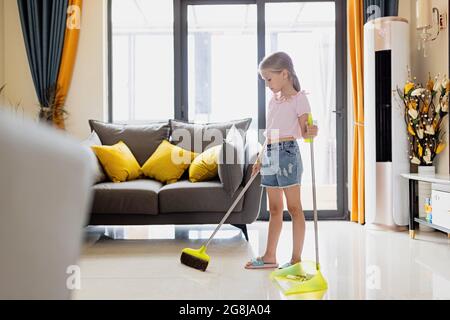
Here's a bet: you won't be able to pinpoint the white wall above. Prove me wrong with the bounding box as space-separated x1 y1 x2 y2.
407 0 449 174
0 0 5 104
4 0 108 140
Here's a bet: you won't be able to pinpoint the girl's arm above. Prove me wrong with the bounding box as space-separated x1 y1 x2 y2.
298 114 318 139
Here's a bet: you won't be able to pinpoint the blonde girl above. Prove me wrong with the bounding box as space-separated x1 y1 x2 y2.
245 52 318 270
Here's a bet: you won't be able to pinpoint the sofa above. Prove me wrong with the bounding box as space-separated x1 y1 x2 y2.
84 118 264 240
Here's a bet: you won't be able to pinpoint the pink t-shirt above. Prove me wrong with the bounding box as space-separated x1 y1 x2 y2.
264 91 312 140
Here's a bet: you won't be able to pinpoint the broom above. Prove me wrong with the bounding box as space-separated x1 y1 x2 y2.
181 140 268 271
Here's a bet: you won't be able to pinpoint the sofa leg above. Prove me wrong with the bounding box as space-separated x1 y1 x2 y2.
232 224 249 241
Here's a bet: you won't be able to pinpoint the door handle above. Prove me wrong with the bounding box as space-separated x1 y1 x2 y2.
332 109 344 117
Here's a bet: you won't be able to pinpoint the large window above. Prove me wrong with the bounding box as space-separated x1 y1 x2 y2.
111 0 174 123
265 2 337 211
187 5 258 133
109 0 347 219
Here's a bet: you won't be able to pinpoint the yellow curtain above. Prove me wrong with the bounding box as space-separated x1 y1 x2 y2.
348 0 365 225
54 0 83 129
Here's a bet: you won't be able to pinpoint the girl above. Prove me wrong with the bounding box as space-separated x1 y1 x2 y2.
245 52 318 270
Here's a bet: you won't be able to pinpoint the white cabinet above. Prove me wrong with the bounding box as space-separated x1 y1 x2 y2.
432 189 450 230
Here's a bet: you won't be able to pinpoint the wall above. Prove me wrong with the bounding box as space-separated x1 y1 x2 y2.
4 0 108 140
407 0 449 174
0 0 4 105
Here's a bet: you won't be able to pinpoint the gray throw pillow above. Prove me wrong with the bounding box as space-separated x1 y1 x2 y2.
170 118 252 153
218 125 246 195
89 120 171 166
81 131 106 184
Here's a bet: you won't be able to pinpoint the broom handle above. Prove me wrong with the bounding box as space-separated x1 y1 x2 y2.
204 140 268 248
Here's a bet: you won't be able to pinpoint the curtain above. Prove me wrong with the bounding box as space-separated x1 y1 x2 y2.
311 28 336 186
54 0 83 129
17 0 68 110
17 0 82 129
348 0 365 225
364 0 399 24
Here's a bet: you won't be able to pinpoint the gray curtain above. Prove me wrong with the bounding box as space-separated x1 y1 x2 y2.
17 0 68 108
364 0 399 24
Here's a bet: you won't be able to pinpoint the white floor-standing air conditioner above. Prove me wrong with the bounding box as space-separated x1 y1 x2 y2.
364 17 410 229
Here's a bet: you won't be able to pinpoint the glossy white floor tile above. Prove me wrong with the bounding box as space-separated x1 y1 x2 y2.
73 222 450 300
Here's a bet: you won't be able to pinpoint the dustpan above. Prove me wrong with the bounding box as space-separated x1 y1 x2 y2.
270 115 328 296
270 261 328 295
270 262 327 299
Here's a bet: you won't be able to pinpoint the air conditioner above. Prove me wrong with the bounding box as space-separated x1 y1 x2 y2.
364 17 410 229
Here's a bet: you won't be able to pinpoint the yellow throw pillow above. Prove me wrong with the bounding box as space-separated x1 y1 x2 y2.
141 140 198 184
91 141 142 183
189 145 221 183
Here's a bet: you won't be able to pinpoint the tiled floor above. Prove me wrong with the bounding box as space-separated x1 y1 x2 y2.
73 222 450 300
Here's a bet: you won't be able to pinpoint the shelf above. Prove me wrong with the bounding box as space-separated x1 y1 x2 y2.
414 217 450 234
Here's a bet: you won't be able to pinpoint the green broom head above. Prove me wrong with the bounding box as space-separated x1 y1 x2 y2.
181 246 210 272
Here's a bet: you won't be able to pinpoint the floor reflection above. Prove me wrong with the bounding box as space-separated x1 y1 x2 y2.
78 222 450 300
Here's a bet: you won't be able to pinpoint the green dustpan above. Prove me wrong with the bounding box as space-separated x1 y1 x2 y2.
270 114 328 296
270 261 328 295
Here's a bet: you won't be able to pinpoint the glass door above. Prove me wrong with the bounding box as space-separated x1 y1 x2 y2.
179 0 347 220
261 1 346 220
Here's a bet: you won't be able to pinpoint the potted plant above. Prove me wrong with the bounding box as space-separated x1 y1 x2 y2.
0 84 24 117
38 83 68 129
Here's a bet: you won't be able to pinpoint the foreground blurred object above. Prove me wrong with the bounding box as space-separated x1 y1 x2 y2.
0 110 93 299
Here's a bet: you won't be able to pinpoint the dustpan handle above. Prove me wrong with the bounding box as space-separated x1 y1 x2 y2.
310 141 320 270
306 114 320 270
204 140 268 248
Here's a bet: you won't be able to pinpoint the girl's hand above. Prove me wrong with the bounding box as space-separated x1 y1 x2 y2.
305 124 319 139
252 161 261 177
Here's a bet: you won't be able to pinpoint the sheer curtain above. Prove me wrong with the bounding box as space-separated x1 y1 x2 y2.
313 28 336 185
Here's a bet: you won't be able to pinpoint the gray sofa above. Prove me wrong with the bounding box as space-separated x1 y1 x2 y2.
85 119 264 240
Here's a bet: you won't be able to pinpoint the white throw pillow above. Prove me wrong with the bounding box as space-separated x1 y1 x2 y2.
218 125 245 195
81 131 107 184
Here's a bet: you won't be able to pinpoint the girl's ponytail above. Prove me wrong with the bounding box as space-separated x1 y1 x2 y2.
292 73 301 92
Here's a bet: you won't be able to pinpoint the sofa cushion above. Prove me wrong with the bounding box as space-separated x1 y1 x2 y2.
91 180 163 215
91 141 142 183
218 125 245 195
141 140 199 184
189 145 221 183
158 180 244 214
169 118 252 153
89 120 171 166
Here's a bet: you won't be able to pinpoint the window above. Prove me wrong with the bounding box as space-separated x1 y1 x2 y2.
265 2 337 211
187 4 258 134
110 0 174 123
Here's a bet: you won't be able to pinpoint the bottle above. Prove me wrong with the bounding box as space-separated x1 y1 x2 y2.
424 197 432 223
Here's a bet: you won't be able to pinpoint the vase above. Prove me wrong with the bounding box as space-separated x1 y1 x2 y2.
418 165 435 232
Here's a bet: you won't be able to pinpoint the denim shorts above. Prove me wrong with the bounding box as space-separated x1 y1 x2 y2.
260 140 303 188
